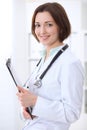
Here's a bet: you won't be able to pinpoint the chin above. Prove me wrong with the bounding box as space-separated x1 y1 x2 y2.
41 42 49 46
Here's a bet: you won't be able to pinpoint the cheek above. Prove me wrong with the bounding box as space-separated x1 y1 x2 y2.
35 29 37 36
34 30 40 41
52 29 59 38
49 27 58 35
50 30 58 38
35 28 39 35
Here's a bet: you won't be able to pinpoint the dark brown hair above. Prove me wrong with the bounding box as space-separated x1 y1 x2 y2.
32 2 71 42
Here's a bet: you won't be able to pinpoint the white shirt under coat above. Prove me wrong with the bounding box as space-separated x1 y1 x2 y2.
22 45 84 130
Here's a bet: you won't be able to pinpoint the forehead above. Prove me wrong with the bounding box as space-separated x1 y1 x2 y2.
35 11 55 23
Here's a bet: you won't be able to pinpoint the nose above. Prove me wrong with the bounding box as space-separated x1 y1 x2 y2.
40 25 46 34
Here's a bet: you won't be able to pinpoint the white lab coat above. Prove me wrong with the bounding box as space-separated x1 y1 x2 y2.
22 47 84 130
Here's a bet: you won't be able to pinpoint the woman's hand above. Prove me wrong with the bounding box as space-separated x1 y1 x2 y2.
22 107 32 119
16 86 37 108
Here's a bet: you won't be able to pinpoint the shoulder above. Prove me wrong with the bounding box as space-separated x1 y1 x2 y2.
60 47 81 65
59 48 84 78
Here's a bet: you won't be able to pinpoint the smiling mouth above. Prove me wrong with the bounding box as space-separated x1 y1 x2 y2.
40 35 50 40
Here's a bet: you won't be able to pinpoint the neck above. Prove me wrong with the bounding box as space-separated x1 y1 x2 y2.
45 42 64 60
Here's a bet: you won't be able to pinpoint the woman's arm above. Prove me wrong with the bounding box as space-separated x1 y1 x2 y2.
32 61 84 123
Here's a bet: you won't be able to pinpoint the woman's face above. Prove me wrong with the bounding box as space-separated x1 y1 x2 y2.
35 11 60 49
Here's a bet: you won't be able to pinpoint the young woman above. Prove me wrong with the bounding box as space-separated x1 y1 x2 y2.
17 2 84 130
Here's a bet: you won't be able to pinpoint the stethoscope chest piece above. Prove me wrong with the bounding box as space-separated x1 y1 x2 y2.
34 77 42 88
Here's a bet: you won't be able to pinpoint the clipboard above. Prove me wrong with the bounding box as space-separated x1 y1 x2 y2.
6 58 18 86
6 58 33 119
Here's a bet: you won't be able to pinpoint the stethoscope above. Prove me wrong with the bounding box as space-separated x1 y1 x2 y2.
33 44 69 88
6 44 68 89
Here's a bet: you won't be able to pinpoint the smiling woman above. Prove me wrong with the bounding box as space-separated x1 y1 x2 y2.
16 2 84 130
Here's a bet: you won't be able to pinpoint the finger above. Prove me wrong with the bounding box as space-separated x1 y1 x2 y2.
17 86 27 93
23 108 31 119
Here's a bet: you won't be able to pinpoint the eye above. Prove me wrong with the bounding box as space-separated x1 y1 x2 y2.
46 23 53 27
35 23 40 28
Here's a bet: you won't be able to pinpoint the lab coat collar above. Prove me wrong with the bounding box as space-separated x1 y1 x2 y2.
39 44 65 57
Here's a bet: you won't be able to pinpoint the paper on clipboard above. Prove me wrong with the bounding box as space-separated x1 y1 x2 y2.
6 58 18 86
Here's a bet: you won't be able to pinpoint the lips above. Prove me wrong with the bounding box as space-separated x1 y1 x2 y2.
40 35 50 40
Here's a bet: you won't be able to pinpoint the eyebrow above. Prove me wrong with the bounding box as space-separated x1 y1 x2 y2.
35 21 54 24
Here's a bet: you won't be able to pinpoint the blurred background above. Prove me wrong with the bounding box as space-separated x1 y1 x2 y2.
0 0 87 130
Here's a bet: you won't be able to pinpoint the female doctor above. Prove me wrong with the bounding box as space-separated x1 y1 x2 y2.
17 2 84 130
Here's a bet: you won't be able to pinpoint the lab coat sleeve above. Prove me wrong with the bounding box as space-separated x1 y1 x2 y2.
32 61 84 123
